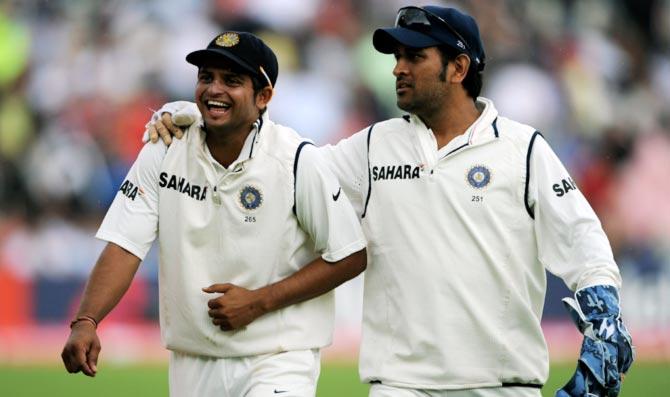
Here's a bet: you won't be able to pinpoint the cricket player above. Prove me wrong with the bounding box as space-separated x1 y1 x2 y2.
147 6 635 397
61 32 367 397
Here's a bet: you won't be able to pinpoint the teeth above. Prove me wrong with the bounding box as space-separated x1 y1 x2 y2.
207 100 230 108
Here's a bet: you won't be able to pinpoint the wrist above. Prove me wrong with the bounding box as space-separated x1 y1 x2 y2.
257 286 277 314
70 315 98 329
576 284 620 319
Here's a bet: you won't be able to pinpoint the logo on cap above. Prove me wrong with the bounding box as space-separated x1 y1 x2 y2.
216 32 240 48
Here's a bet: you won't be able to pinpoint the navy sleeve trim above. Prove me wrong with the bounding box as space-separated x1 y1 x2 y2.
292 141 315 216
502 382 543 389
524 131 543 219
361 123 376 219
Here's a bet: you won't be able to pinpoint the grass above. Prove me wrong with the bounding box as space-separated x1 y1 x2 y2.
0 361 667 396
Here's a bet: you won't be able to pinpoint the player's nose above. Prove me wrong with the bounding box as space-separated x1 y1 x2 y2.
207 78 228 95
393 59 409 78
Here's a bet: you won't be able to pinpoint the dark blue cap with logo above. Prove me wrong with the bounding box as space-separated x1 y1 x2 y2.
373 5 486 71
186 31 278 88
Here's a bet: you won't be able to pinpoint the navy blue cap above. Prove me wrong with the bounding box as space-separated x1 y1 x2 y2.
186 31 278 87
373 6 486 71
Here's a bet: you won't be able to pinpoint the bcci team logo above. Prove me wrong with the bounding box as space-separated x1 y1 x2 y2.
466 165 491 189
216 32 240 47
239 185 263 210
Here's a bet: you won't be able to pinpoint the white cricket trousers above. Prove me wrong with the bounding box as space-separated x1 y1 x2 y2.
169 348 320 397
370 384 542 397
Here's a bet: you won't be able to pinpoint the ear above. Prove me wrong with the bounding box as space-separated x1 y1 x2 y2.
255 86 273 109
450 54 471 84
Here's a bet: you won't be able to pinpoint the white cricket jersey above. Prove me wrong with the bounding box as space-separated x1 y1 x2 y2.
97 112 366 358
320 97 621 389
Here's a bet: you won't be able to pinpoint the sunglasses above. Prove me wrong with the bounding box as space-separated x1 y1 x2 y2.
395 6 473 55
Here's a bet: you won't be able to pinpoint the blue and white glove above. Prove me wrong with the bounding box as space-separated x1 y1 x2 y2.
556 285 634 397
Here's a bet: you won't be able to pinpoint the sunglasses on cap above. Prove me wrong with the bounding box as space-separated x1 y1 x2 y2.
395 6 472 55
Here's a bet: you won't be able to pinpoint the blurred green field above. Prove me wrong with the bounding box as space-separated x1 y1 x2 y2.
0 361 668 396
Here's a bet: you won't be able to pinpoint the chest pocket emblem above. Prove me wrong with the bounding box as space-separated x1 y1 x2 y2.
467 165 492 189
239 185 263 210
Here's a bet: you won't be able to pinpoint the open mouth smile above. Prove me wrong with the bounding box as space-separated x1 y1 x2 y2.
205 100 231 114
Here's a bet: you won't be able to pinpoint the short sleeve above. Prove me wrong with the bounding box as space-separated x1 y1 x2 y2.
295 144 366 262
527 135 621 291
95 142 166 260
317 127 370 217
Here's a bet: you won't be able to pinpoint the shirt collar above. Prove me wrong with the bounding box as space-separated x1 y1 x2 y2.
192 111 271 179
195 111 269 167
239 113 266 161
406 96 499 147
465 97 499 146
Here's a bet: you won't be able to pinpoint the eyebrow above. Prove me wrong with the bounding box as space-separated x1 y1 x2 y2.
198 66 244 77
405 47 425 54
395 47 425 56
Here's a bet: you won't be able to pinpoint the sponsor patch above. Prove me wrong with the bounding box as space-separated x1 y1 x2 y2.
372 164 421 181
158 172 208 201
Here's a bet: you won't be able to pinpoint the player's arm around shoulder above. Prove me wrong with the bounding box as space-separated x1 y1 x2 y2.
201 141 366 332
296 143 366 262
317 126 372 217
144 101 200 145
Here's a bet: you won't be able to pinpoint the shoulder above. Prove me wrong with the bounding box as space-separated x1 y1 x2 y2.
372 117 411 135
495 116 541 145
260 120 314 167
493 116 547 162
136 138 170 166
295 143 324 168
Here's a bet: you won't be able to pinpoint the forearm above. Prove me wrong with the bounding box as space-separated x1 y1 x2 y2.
259 248 366 313
75 243 142 322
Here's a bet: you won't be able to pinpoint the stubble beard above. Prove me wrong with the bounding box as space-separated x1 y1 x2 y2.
397 92 440 117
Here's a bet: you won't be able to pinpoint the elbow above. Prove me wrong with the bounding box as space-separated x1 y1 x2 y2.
351 248 367 275
329 248 367 282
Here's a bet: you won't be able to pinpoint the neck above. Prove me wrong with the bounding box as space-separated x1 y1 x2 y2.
204 123 254 168
418 97 481 149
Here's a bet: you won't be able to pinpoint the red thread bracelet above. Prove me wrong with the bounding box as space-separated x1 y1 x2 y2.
69 315 98 329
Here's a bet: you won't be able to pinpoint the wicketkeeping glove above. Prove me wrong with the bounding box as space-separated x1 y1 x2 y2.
142 101 199 142
555 285 634 397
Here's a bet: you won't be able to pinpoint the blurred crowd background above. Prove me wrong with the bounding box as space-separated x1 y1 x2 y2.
1 0 669 362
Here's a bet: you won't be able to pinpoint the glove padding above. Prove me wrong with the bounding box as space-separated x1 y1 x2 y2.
556 285 634 397
142 101 200 142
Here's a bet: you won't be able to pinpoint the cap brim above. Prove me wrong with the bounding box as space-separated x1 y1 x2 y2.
373 27 442 54
186 49 257 76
